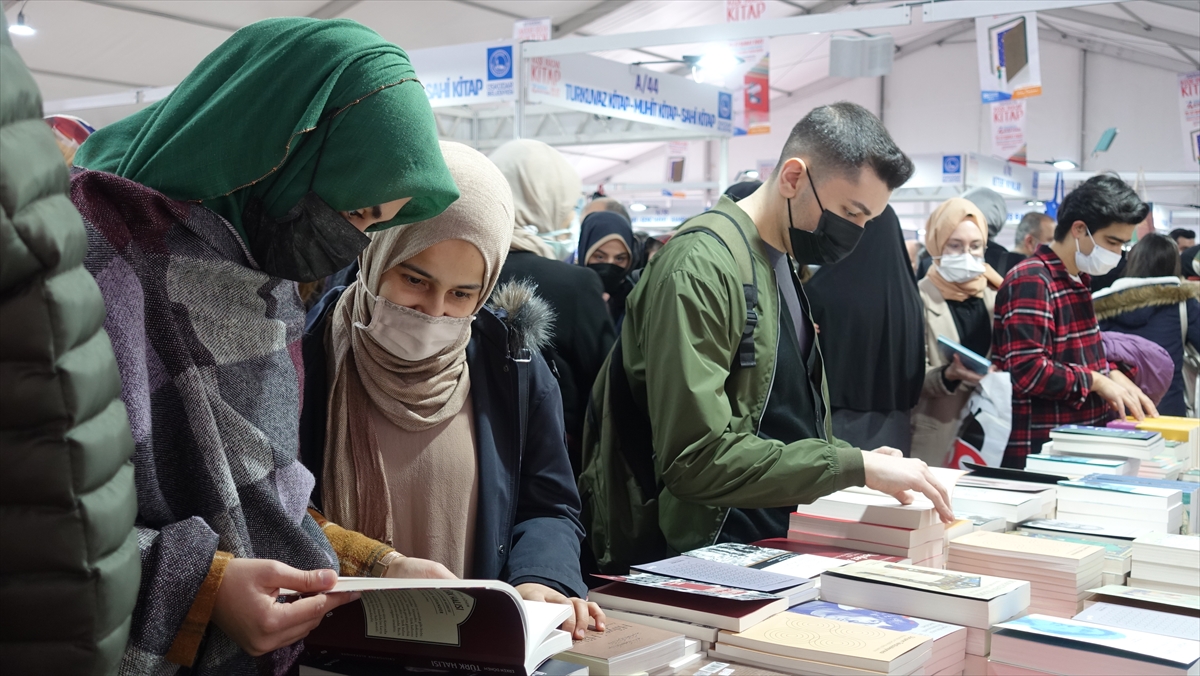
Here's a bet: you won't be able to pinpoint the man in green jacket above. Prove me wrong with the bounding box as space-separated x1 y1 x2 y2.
584 103 953 567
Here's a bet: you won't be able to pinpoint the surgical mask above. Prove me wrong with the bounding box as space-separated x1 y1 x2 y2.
787 166 864 266
354 287 473 361
1074 229 1122 276
242 191 369 282
936 253 987 283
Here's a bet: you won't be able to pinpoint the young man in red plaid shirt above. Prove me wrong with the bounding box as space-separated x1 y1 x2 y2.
993 175 1157 468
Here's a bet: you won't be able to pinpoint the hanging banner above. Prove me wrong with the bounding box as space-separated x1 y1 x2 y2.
408 41 517 107
1179 70 1200 166
975 12 1041 103
526 53 734 136
990 99 1027 164
513 17 552 42
726 0 770 136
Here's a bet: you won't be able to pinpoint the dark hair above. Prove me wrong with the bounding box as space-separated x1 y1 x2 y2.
1125 233 1181 278
587 196 630 222
1054 175 1149 241
1169 228 1196 242
775 102 914 190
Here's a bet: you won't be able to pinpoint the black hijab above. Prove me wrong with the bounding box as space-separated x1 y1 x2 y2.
805 205 925 412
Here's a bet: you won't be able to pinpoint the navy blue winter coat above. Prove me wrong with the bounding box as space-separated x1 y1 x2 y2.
299 280 588 599
1095 281 1200 418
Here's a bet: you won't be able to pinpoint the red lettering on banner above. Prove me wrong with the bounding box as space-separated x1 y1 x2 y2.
727 0 766 22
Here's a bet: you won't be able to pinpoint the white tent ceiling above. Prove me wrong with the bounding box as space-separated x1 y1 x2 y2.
5 0 1198 182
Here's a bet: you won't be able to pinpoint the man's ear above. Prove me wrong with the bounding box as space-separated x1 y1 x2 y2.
1070 220 1089 239
776 158 806 200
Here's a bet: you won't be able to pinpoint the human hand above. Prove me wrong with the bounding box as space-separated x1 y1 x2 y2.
862 450 954 523
1107 370 1159 420
515 583 606 640
945 355 986 386
211 559 359 657
383 555 457 580
1091 372 1154 421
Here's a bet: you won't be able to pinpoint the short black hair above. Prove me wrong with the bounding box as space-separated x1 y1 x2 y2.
1169 228 1196 242
1053 175 1149 242
1126 233 1181 278
775 102 914 190
588 196 630 222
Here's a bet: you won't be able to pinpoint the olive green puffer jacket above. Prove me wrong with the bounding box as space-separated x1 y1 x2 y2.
0 17 140 674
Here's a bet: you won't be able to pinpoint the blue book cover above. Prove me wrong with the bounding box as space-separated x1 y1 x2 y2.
1051 425 1159 442
995 614 1200 668
1058 478 1181 498
1084 473 1198 502
788 601 962 641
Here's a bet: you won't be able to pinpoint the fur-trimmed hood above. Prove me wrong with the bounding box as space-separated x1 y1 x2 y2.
1094 281 1200 321
486 279 555 354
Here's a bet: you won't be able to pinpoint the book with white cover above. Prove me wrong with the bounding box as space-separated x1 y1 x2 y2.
786 514 945 548
1056 479 1182 509
600 609 720 644
1133 532 1200 568
1132 560 1200 590
1075 602 1200 641
991 614 1200 676
1008 530 1132 574
793 491 940 530
1129 577 1200 596
820 561 1030 629
1017 518 1143 545
786 530 944 560
952 488 1045 523
948 531 1105 572
1055 506 1182 535
1085 584 1200 614
1025 454 1133 478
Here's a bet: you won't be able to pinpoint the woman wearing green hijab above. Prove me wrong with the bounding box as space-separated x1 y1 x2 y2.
72 17 457 674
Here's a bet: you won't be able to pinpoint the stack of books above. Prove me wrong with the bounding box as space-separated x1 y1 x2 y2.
630 555 817 606
553 620 691 676
818 560 1030 675
946 531 1104 617
787 601 967 676
710 610 933 675
1140 454 1187 481
1048 424 1166 462
1185 468 1200 484
951 476 1056 526
1055 476 1183 534
1129 532 1200 596
943 515 1006 551
682 542 904 589
1009 528 1133 587
1084 583 1200 617
1111 416 1200 470
1025 452 1137 479
788 489 946 566
988 614 1200 676
1085 473 1198 534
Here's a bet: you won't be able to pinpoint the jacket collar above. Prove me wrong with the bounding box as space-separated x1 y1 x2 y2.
1033 243 1091 287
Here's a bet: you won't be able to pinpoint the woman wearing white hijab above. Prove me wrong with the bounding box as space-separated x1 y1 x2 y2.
301 142 602 638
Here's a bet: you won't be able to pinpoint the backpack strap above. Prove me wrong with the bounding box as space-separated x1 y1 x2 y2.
673 211 760 368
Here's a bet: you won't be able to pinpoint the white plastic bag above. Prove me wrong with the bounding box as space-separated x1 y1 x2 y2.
945 371 1012 469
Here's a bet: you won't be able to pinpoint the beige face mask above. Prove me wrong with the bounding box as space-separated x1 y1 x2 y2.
353 284 473 361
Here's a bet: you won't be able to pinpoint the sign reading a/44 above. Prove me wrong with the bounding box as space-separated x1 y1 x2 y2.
635 74 659 94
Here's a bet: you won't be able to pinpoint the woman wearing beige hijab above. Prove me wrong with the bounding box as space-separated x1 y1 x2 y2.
300 142 603 638
911 197 1004 466
492 139 616 477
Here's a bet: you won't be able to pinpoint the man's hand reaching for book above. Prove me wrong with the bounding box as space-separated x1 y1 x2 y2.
515 583 606 640
862 449 955 524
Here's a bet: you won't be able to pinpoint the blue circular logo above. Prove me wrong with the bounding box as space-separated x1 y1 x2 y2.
489 49 511 79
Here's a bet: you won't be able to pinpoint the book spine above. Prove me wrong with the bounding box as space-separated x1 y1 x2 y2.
305 650 523 675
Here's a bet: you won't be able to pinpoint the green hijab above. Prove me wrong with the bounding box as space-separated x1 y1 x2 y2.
74 17 457 238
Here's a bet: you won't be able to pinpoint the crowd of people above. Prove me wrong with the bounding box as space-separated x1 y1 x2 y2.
4 16 1196 675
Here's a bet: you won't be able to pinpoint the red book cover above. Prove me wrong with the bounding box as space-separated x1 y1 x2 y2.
588 581 778 619
753 538 907 563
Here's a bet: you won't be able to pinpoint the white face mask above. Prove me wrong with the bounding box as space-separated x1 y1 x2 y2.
354 292 473 362
936 252 987 283
1074 230 1122 276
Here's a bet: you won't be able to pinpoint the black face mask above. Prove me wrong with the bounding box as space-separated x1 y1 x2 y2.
587 262 631 298
242 191 370 283
787 166 865 266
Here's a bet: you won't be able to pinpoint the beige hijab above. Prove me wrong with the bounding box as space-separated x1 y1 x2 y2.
490 139 581 258
924 197 1005 302
323 141 514 538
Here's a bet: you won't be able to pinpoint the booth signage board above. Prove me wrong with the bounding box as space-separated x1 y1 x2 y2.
513 17 552 42
990 99 1027 164
408 41 517 107
975 12 1041 103
726 0 771 136
527 53 734 136
1179 70 1200 166
968 153 1034 199
902 154 967 189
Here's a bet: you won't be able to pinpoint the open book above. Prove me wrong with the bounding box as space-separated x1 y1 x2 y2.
300 578 573 675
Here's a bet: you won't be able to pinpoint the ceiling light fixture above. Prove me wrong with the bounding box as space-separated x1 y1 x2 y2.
629 203 648 212
633 47 744 85
1030 159 1078 171
9 4 35 36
